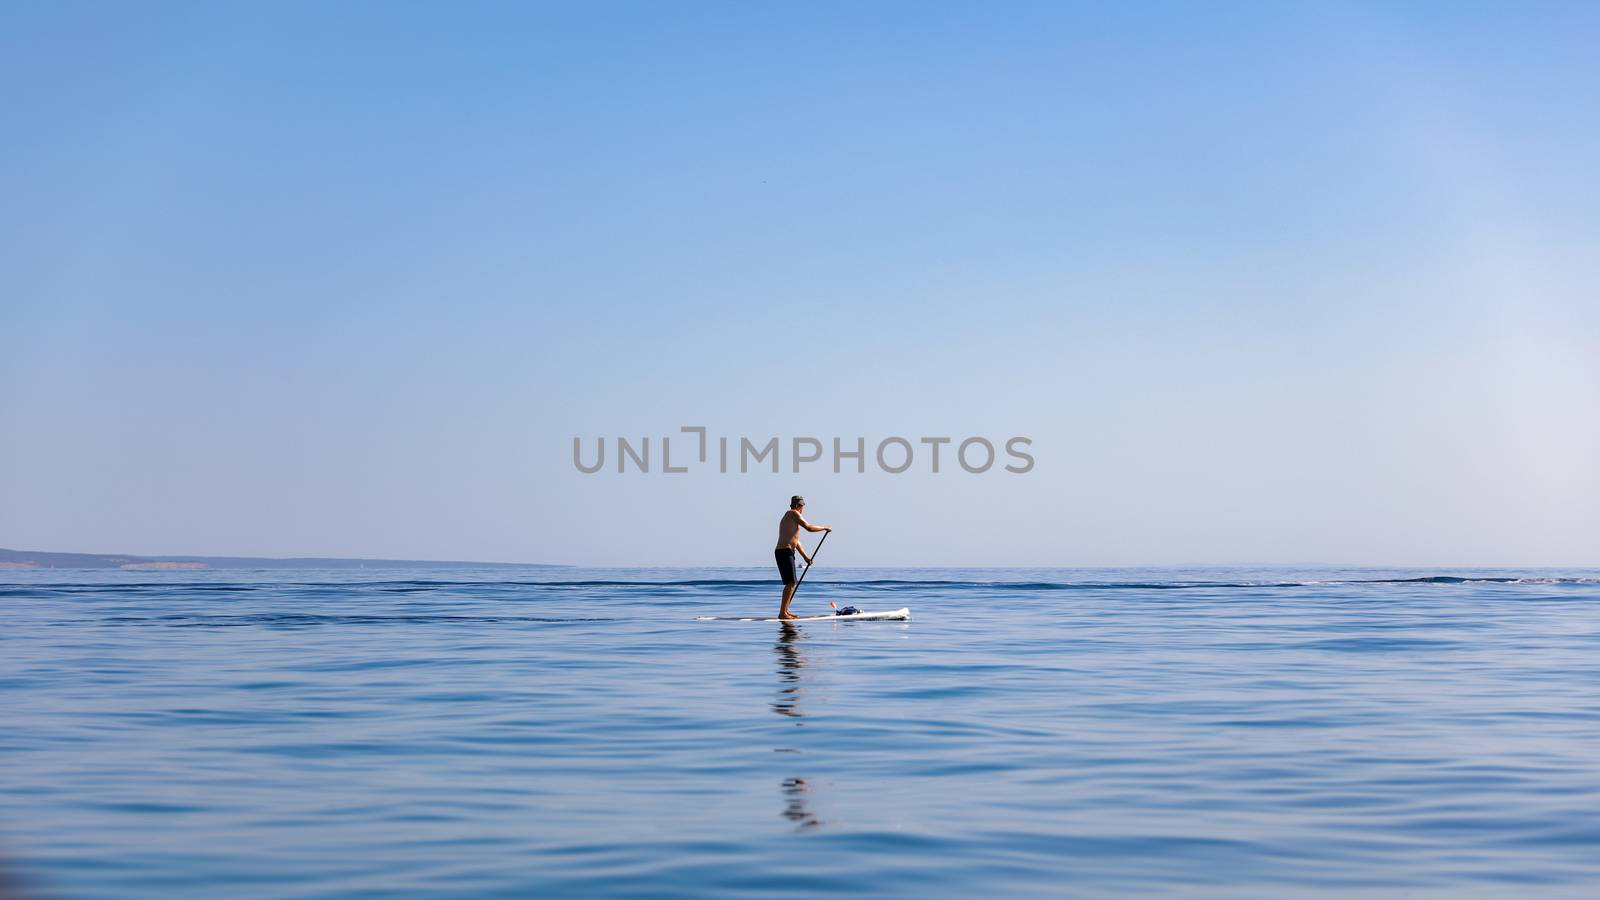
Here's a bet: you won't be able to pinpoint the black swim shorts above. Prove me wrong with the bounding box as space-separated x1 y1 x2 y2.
775 548 798 585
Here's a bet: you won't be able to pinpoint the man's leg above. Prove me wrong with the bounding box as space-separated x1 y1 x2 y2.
779 582 798 619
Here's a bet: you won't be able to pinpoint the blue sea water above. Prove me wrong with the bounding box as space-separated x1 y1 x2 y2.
4 566 1600 898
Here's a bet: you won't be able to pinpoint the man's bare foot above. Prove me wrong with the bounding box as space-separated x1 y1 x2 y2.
778 611 797 620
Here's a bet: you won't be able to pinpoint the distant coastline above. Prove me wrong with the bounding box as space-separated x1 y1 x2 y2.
0 548 564 570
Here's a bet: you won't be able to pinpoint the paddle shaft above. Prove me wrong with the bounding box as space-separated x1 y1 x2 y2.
793 531 829 595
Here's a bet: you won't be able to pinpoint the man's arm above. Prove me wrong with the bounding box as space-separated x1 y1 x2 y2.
797 514 833 533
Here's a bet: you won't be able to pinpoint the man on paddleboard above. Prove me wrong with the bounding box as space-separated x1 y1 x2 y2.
776 495 832 620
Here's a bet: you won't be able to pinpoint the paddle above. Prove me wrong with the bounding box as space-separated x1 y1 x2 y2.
793 530 829 597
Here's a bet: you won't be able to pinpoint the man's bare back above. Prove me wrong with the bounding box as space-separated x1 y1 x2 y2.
776 509 811 551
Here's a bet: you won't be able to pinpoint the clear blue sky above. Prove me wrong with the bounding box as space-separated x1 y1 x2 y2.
4 2 1597 566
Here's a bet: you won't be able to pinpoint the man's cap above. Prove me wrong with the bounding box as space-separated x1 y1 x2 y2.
790 495 805 508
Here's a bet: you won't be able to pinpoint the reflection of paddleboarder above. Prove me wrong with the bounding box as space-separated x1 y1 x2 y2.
781 777 821 829
772 623 805 718
773 625 821 828
774 495 832 620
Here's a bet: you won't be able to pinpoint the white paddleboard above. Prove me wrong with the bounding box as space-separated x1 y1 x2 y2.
695 607 911 623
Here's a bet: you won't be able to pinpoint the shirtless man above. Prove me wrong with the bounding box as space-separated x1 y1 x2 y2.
775 495 832 620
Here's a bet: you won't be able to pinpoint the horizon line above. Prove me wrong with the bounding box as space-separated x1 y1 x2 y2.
2 547 1597 572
